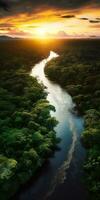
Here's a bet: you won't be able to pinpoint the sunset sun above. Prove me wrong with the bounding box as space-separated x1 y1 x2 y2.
36 27 47 38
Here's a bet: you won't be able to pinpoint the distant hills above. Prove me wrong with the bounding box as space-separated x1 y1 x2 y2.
0 35 15 40
0 35 22 40
0 35 100 40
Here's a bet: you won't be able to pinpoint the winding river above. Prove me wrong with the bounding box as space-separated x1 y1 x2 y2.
16 51 87 200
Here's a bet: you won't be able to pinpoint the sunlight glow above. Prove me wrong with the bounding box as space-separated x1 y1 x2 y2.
35 27 47 39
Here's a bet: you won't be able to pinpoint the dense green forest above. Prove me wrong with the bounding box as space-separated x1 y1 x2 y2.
0 39 100 200
45 39 100 200
0 40 59 200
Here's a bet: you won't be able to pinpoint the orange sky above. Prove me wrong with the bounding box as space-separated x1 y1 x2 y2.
0 3 100 38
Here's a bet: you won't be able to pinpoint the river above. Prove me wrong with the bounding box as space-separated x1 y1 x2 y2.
15 51 87 200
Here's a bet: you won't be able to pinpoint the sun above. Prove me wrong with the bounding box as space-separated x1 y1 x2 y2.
35 27 47 39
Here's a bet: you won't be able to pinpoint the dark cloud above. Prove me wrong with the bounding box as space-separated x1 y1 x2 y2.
0 0 100 15
96 18 100 20
0 0 99 22
0 0 9 11
22 0 100 10
79 17 100 23
89 20 100 23
79 17 89 20
61 15 75 18
5 0 88 10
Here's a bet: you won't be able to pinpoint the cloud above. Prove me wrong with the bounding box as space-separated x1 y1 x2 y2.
0 22 13 27
56 31 71 38
0 0 100 38
0 0 9 11
56 31 69 37
96 18 100 20
79 17 89 20
45 31 70 38
90 24 100 28
79 17 100 23
8 29 33 37
11 0 100 10
89 20 100 23
0 0 100 16
61 15 75 18
26 25 39 29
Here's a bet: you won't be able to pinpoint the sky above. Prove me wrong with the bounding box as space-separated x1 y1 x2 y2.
0 0 100 38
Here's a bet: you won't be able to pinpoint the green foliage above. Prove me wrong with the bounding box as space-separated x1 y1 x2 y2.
82 128 100 148
0 40 59 199
0 156 17 182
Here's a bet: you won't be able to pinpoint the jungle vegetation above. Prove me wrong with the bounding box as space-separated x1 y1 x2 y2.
0 40 59 199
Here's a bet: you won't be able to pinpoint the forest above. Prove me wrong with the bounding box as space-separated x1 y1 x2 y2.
0 40 59 199
45 39 100 200
0 38 100 200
